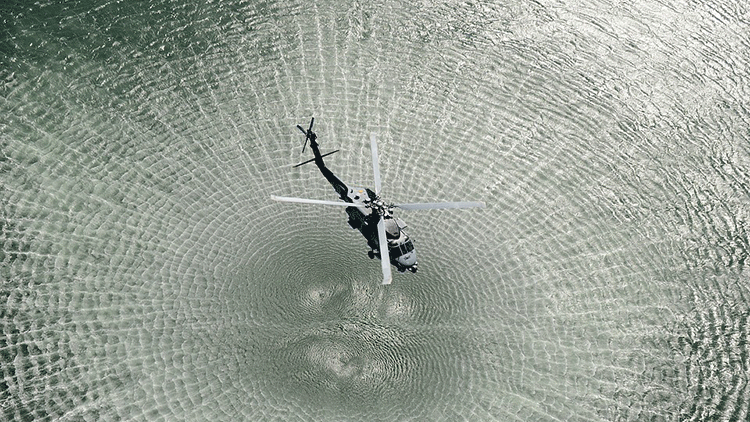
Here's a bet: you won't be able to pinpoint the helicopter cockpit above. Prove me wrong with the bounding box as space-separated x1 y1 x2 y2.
385 218 417 271
391 238 414 257
390 237 417 271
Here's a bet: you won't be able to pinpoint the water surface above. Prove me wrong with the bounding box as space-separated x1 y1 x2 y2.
2 0 749 420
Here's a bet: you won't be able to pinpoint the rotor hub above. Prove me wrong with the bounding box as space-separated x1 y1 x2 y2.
369 197 392 217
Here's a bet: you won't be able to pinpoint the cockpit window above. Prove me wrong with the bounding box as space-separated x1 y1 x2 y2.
390 241 414 257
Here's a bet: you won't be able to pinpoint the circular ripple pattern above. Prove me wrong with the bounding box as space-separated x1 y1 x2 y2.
2 0 749 421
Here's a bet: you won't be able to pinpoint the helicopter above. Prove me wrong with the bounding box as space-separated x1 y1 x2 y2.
271 118 485 285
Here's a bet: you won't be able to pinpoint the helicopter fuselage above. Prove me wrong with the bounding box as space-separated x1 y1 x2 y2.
308 137 418 273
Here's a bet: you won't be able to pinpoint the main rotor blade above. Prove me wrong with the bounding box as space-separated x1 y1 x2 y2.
297 124 307 134
394 201 486 210
370 132 382 195
377 216 393 285
271 196 366 208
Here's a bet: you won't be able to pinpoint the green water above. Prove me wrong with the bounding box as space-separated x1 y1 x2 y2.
2 0 749 420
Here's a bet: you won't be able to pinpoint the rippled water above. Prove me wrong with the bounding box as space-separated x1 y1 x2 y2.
2 0 749 420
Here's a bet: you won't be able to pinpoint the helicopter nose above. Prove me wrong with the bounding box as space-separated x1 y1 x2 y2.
399 251 417 267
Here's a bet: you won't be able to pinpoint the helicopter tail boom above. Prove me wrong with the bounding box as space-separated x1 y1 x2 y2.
294 118 350 200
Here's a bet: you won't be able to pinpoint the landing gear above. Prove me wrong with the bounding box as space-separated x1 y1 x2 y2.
395 263 418 273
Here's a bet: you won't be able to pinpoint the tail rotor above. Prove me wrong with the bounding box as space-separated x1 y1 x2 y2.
297 117 315 152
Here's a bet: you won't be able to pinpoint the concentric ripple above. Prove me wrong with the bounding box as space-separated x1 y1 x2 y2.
2 0 750 421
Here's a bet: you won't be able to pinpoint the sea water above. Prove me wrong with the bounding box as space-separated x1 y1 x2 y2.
1 0 749 420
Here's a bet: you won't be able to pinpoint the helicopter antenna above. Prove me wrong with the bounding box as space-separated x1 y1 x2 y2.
297 117 315 153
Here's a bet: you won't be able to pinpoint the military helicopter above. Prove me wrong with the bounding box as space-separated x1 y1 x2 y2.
271 118 485 285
